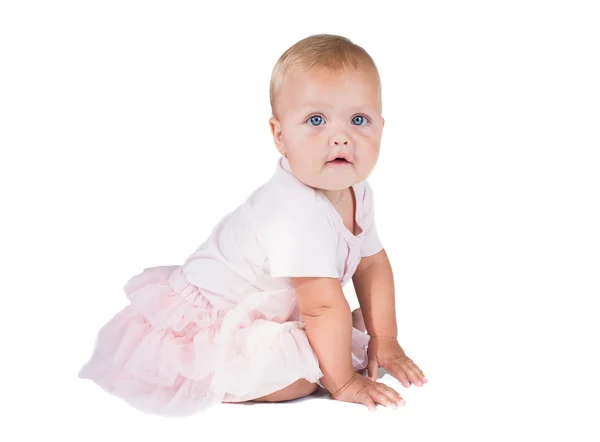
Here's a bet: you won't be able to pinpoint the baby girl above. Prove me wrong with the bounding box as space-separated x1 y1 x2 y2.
79 33 427 416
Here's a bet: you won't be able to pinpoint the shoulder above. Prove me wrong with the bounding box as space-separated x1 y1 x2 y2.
356 179 376 210
245 171 340 278
246 171 323 227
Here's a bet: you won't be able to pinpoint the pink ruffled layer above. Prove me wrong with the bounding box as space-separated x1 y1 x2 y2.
78 265 370 416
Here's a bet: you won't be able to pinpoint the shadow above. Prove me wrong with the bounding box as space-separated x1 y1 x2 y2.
375 367 387 380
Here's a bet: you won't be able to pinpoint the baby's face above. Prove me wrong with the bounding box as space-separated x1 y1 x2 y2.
270 68 384 191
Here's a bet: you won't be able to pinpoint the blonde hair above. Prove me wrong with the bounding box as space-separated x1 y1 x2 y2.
269 34 381 118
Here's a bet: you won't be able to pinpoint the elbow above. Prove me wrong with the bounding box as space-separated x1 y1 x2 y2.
301 300 350 319
291 276 350 319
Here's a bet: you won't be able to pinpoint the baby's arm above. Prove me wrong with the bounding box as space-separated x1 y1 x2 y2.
291 276 355 394
353 249 428 387
352 248 398 339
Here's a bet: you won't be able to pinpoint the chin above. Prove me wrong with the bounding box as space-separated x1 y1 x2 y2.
322 168 363 189
318 177 358 191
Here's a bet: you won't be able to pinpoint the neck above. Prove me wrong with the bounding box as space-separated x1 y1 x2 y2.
321 188 347 206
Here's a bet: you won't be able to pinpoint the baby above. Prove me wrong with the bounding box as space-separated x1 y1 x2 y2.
79 33 427 416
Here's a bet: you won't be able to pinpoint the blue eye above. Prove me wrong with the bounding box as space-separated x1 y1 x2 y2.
352 115 369 126
307 115 323 126
306 114 370 127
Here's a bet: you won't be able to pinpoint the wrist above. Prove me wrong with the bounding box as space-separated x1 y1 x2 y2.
331 372 358 398
320 369 356 395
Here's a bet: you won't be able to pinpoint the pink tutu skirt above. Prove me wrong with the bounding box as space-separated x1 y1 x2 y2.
78 265 370 416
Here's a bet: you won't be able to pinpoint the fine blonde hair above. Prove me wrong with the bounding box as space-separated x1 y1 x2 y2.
269 34 382 118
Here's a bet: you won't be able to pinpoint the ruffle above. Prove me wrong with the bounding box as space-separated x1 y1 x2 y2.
78 265 369 416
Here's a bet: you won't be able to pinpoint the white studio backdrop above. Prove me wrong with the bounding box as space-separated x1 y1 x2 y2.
1 1 599 441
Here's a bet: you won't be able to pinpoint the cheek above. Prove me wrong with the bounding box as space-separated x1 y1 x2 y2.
371 147 381 161
360 137 379 151
359 144 380 164
283 126 312 146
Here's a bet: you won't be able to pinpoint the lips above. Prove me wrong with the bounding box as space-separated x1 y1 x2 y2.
328 158 350 164
326 154 352 165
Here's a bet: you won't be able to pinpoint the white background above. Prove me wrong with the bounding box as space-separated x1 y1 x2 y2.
1 1 599 441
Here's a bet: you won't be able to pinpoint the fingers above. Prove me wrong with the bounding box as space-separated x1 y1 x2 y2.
403 364 424 387
409 360 428 384
387 360 428 387
375 383 405 408
360 394 377 412
365 387 400 410
387 362 413 388
358 379 405 411
401 359 428 386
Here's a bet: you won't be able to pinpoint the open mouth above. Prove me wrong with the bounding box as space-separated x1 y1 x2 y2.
327 157 350 165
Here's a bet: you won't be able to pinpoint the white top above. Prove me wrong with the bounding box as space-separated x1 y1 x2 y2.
181 155 383 309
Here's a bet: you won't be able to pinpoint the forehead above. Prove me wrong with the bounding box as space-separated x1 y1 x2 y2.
284 68 380 110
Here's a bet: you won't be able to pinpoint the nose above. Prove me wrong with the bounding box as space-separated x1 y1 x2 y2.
330 132 350 146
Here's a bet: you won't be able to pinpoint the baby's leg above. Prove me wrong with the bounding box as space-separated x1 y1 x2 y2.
256 309 368 400
223 378 319 404
224 309 366 404
251 309 367 401
252 378 319 402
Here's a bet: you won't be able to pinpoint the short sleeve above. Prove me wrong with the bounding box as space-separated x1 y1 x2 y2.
360 181 384 257
253 203 340 279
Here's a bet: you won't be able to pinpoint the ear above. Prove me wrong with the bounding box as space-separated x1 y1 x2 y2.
269 116 286 156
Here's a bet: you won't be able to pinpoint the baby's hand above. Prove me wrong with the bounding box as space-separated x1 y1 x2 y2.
331 372 405 412
367 337 428 387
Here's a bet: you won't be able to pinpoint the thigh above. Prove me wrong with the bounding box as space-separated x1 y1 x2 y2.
222 379 319 403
